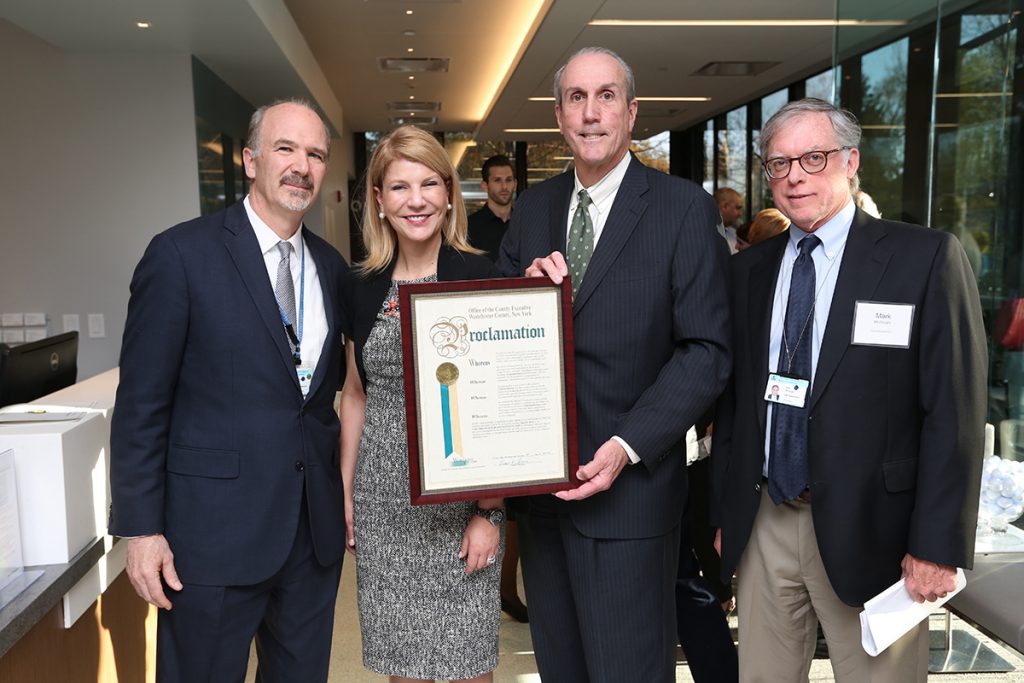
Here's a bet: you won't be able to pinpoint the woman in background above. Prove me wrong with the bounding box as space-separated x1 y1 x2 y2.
746 207 791 246
339 125 504 683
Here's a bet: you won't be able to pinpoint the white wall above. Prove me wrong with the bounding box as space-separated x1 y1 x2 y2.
319 127 355 263
0 20 200 379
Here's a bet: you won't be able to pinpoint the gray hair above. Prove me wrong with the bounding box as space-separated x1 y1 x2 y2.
760 98 861 192
553 47 636 105
245 98 331 160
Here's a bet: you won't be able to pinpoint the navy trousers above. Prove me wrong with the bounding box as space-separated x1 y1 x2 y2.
156 494 343 683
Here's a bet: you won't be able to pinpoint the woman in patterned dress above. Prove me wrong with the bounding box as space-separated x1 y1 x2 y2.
339 125 505 683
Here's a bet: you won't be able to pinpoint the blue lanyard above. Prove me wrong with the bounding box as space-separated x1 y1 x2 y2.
275 236 305 364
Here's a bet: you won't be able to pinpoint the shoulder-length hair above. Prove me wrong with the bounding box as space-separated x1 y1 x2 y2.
358 125 478 273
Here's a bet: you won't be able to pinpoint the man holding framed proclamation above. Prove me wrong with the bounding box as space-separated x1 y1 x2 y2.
498 47 731 682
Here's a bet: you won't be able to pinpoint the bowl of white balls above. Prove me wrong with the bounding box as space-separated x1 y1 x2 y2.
978 455 1024 533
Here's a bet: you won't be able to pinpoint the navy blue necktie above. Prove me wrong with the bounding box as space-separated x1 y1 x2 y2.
768 234 821 504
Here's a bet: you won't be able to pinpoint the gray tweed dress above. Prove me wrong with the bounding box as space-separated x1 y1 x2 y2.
354 276 503 680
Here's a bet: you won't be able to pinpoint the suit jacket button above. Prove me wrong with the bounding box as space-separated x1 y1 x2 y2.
295 461 304 472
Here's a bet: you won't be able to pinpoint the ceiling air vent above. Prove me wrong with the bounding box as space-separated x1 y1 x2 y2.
693 61 779 77
387 101 441 112
378 57 450 73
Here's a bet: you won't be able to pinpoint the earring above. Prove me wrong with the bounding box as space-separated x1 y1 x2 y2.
447 203 452 211
378 211 385 220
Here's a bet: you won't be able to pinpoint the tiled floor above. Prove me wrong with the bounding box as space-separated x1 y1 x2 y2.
247 561 1024 682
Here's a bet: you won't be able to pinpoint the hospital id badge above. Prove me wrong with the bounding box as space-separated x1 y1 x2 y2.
297 366 314 396
764 372 809 408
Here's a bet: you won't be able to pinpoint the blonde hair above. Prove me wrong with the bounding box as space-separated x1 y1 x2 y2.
747 208 791 245
359 126 479 273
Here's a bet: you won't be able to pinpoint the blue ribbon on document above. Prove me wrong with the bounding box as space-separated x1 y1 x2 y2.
435 362 462 462
440 382 454 457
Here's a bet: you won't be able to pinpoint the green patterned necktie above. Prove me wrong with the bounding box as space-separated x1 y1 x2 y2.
567 189 594 299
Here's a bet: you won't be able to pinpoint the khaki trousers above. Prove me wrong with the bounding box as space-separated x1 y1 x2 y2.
735 487 929 682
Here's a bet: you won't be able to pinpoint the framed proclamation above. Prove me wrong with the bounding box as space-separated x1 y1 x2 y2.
400 276 580 505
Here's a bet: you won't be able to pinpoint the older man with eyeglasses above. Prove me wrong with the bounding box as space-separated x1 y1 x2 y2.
710 98 986 682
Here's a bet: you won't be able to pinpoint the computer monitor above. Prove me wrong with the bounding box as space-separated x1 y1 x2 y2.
0 332 79 407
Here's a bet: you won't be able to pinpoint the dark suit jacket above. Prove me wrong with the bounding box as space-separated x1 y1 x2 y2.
712 208 987 606
499 155 731 538
349 243 500 389
109 201 350 587
467 204 510 263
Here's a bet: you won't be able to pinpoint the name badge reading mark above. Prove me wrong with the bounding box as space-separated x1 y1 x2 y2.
851 301 914 348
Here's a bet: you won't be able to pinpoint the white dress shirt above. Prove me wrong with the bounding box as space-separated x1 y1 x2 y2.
244 196 329 375
566 150 633 248
565 152 641 464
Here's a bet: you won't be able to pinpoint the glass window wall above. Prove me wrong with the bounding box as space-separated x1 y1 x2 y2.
851 38 908 220
717 106 748 201
686 0 1023 462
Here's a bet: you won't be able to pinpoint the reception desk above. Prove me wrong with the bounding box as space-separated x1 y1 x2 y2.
0 370 157 683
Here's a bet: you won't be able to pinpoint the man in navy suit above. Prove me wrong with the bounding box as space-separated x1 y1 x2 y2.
712 98 985 681
499 47 731 682
110 100 350 682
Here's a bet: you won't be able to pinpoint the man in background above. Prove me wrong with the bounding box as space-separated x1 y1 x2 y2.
715 186 745 253
110 100 350 682
468 154 517 261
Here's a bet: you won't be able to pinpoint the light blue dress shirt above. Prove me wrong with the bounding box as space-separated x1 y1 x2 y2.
762 199 856 476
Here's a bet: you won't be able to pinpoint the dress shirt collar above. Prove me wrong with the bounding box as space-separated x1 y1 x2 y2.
571 151 632 213
244 195 305 256
785 198 855 262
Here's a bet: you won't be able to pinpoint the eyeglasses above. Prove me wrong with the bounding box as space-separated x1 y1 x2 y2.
761 147 851 180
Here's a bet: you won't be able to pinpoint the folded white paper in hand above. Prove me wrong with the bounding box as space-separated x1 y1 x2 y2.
860 568 966 656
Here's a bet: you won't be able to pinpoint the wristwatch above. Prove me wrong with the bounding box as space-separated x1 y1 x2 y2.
475 507 505 526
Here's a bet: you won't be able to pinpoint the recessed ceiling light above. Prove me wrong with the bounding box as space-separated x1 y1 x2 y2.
136 21 151 29
407 48 414 53
402 30 416 36
406 10 414 15
409 95 415 100
408 76 415 80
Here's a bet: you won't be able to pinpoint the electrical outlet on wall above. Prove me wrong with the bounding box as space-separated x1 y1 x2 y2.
87 313 105 339
2 329 25 343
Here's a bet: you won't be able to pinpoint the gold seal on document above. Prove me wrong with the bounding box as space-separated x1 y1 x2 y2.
436 362 459 385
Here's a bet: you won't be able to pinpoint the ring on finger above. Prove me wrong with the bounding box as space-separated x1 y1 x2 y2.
486 555 496 565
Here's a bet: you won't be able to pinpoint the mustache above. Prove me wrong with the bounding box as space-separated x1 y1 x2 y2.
281 173 313 190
